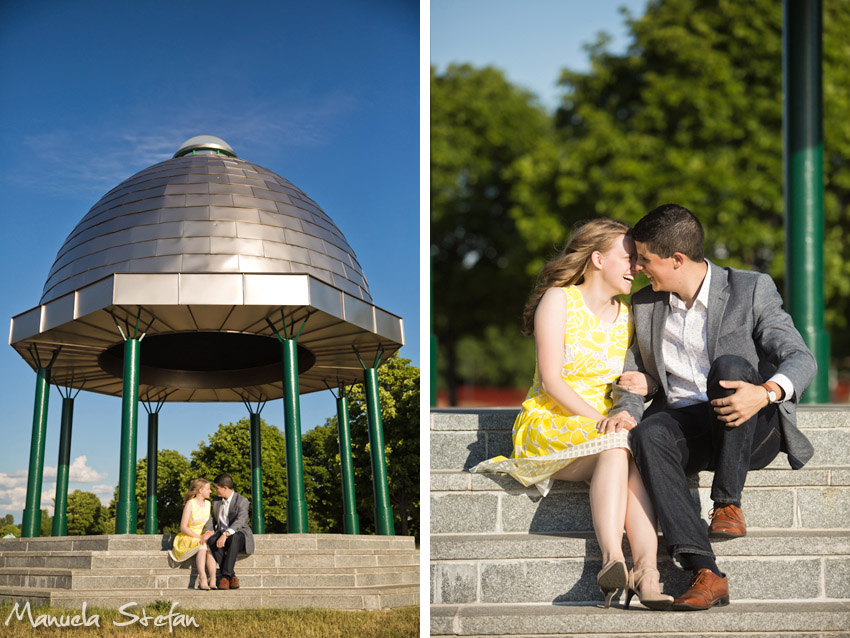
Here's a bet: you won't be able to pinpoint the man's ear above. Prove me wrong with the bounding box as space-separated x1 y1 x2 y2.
671 252 687 269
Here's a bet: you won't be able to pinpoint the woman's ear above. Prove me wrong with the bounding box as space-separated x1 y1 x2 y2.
590 250 604 270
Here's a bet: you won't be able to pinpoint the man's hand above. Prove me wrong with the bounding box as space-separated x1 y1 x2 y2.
216 532 228 548
710 380 769 427
596 411 637 435
619 371 654 397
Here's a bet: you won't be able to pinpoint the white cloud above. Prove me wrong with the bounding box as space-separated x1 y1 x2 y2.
67 456 107 483
7 93 363 199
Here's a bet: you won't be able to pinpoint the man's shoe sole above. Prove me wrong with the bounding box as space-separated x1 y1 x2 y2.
708 529 746 539
671 595 730 611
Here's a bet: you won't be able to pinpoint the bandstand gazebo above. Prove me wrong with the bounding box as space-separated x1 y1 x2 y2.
10 135 404 539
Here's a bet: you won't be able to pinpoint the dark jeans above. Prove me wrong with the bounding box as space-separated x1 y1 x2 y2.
206 529 246 579
631 355 781 560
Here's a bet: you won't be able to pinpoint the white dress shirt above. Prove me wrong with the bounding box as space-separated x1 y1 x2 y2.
663 263 794 408
218 492 236 537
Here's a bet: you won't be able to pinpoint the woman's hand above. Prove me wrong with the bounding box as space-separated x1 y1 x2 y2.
596 411 637 435
201 530 214 542
619 371 654 397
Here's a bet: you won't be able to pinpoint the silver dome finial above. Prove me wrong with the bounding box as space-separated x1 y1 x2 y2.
174 135 237 158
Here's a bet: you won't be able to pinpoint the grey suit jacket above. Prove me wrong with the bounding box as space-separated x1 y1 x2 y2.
612 261 817 469
203 492 255 554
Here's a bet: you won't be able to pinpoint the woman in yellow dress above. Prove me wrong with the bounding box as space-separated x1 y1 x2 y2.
168 478 216 590
472 218 672 610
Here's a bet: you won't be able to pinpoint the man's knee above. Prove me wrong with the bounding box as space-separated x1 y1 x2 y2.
631 418 674 460
708 354 759 390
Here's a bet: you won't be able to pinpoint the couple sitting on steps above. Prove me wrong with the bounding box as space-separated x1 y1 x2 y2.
168 473 255 590
474 204 816 611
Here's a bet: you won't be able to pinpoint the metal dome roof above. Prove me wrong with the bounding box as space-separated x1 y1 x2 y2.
11 137 402 401
41 138 371 305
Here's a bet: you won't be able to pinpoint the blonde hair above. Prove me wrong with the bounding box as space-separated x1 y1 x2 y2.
184 478 210 503
521 218 631 336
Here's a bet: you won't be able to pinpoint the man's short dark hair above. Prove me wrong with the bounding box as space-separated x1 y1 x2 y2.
632 203 705 262
214 473 234 489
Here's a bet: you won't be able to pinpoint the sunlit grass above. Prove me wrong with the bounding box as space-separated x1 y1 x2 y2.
0 602 419 637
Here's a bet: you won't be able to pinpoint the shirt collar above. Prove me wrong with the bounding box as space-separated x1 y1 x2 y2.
669 260 711 311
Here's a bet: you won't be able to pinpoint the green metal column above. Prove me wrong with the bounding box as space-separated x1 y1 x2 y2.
335 389 359 534
357 348 395 536
784 0 829 402
115 337 141 534
245 400 266 534
431 258 437 407
267 313 310 533
22 347 60 538
144 412 158 534
52 395 75 537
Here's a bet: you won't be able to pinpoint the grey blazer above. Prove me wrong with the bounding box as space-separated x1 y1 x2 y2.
612 261 817 469
203 492 255 554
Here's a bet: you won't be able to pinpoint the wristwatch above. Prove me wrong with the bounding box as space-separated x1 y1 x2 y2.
761 383 778 404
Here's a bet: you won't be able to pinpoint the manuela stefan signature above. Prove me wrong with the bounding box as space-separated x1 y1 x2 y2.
4 601 199 632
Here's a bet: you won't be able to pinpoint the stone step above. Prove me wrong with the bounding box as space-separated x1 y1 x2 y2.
0 583 419 611
430 602 850 637
0 533 415 553
0 564 419 590
430 531 850 605
0 548 419 570
431 471 850 534
430 407 850 472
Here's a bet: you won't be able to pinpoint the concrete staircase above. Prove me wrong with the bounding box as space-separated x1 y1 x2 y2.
430 407 850 637
0 533 418 610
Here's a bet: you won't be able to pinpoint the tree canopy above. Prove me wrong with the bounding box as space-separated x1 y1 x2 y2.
431 0 850 396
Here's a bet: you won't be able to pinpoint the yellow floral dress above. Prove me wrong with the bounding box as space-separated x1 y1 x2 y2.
472 286 633 496
168 499 211 563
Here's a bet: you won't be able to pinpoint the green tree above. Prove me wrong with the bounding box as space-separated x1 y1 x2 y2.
39 508 52 537
513 0 850 356
66 490 110 535
136 449 193 533
0 524 20 538
190 418 289 533
431 64 549 401
301 354 420 537
302 419 346 533
348 354 419 537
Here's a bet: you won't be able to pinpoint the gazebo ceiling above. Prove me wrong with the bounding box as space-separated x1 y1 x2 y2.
9 137 404 401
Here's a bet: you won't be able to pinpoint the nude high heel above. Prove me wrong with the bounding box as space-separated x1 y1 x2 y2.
624 567 673 610
597 559 628 608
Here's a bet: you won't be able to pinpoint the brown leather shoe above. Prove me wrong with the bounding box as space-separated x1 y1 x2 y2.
709 503 746 538
218 577 230 590
672 568 729 611
229 576 240 589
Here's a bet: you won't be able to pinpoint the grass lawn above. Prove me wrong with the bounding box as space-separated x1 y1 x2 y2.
1 602 419 637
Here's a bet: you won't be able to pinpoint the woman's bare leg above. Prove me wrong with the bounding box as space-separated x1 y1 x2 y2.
624 455 662 594
551 449 629 565
205 549 217 586
589 448 629 565
195 547 208 586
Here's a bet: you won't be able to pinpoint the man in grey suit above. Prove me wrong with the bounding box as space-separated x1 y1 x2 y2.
599 204 816 610
204 473 255 590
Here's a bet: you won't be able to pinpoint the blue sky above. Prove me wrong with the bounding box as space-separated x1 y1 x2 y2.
431 0 648 110
0 0 418 522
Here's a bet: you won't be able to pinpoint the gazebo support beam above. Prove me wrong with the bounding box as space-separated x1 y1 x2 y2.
52 389 80 537
145 411 159 534
268 313 310 534
22 347 61 538
243 397 267 534
356 346 395 536
326 381 359 535
115 336 140 534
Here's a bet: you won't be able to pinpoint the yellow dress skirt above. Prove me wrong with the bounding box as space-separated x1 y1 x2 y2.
472 286 634 496
168 499 211 563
